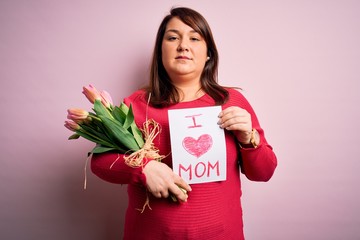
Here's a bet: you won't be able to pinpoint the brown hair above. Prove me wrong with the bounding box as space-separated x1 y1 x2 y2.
146 7 229 107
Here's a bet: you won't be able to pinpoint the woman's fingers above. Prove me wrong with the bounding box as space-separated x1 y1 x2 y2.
174 175 192 192
169 183 188 202
219 106 251 130
169 175 192 202
143 161 191 201
218 106 253 143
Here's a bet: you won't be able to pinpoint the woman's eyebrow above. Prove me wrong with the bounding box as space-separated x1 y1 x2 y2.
165 29 198 34
165 29 179 34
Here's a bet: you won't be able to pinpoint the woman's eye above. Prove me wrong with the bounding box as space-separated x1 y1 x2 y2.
190 37 200 41
168 36 178 41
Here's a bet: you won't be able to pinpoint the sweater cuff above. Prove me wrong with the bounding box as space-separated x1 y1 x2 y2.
239 141 263 151
139 157 157 186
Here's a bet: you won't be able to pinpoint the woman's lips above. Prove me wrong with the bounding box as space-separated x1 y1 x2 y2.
175 56 192 60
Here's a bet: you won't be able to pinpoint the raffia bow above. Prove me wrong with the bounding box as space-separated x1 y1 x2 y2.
123 119 164 168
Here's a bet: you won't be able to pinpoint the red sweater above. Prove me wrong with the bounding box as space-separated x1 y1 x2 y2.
91 88 277 239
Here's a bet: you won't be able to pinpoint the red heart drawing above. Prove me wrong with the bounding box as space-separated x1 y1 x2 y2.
182 134 213 158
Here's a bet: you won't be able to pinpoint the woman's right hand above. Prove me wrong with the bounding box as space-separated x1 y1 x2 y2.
143 160 192 202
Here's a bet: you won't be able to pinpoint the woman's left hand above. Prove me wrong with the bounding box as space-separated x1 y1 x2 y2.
218 106 252 144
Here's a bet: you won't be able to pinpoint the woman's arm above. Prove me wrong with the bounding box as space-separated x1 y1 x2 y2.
91 152 147 186
239 129 277 182
91 152 192 201
219 89 278 181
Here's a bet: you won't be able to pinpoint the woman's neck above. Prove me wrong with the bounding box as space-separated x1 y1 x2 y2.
176 85 204 102
170 75 204 102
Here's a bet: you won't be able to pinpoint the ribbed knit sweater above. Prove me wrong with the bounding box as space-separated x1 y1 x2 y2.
91 88 277 239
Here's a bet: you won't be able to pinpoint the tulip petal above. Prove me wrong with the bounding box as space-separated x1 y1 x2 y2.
67 108 89 120
100 90 113 108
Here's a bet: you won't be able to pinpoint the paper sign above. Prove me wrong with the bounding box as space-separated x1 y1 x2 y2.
168 106 227 184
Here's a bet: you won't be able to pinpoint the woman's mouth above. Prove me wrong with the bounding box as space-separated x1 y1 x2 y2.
175 56 192 60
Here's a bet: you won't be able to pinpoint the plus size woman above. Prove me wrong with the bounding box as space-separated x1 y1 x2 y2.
91 7 277 240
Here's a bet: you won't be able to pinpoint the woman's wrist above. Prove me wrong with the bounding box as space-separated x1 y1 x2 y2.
238 128 260 149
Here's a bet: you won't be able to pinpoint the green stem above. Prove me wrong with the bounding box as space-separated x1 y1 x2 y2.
77 128 119 150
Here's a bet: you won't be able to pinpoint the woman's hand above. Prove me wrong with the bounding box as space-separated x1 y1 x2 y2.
218 106 253 144
143 160 192 202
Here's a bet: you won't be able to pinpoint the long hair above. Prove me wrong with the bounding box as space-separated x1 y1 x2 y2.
146 7 229 107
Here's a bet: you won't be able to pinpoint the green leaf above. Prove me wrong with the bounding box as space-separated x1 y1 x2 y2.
120 103 144 148
123 104 135 130
112 106 126 125
98 115 140 151
120 102 129 114
93 100 113 119
81 124 111 143
91 145 117 154
75 129 127 152
78 132 128 153
75 130 109 146
68 133 80 140
83 117 131 152
86 115 109 134
130 124 144 148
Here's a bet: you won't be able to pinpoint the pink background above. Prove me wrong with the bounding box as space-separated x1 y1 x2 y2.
1 1 359 239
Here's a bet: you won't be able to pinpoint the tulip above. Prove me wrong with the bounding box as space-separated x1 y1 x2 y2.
67 108 89 122
82 84 101 104
100 90 113 108
64 120 81 131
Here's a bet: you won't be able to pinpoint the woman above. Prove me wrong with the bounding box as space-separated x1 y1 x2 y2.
91 7 277 239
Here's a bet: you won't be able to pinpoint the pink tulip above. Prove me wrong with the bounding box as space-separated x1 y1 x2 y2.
100 90 113 108
82 84 101 104
67 108 89 122
64 120 81 131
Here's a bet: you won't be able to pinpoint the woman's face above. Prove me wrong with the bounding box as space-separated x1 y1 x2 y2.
161 17 208 83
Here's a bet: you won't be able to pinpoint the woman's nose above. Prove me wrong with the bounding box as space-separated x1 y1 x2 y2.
177 39 189 52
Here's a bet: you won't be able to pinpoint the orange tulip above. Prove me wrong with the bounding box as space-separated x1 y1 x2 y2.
67 108 89 123
64 120 80 131
82 84 101 104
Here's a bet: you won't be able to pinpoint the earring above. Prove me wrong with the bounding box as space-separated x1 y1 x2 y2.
207 56 210 61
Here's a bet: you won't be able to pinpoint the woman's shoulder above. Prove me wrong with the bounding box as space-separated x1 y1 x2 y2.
225 87 245 98
224 87 251 108
125 89 147 103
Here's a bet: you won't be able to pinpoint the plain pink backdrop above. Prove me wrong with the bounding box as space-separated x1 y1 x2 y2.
1 1 359 239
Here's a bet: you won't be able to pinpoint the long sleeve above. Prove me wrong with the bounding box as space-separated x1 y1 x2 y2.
239 140 277 181
226 88 278 182
91 151 147 186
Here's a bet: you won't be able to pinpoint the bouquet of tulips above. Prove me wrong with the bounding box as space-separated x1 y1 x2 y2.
65 85 184 210
64 84 163 168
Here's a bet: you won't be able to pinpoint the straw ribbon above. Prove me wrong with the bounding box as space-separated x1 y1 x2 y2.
124 119 164 168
